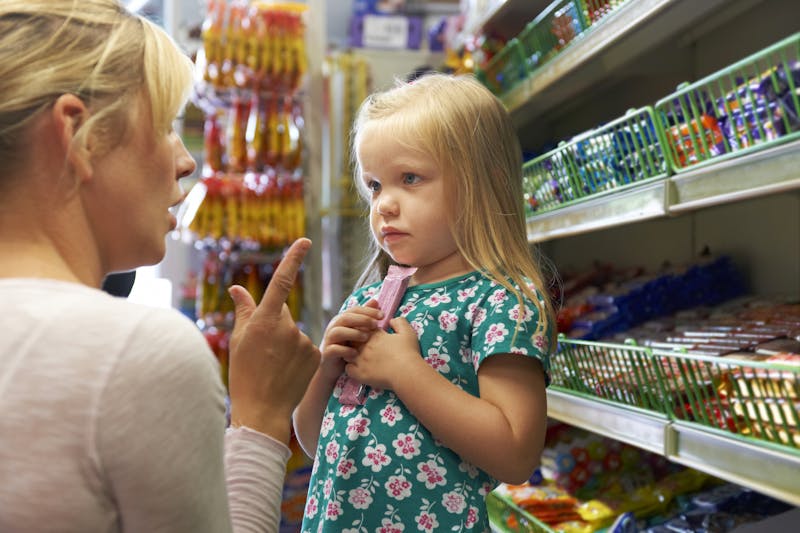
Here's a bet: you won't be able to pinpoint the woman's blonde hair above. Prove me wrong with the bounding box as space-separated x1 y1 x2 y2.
0 0 193 171
351 72 555 340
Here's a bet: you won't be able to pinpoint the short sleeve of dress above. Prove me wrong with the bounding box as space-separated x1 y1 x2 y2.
470 282 552 383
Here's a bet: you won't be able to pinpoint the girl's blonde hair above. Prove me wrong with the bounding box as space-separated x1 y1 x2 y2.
0 0 193 174
351 73 555 339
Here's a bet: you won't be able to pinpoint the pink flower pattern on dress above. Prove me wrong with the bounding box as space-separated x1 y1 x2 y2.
424 348 450 373
416 460 447 489
488 289 508 306
424 293 451 307
466 506 479 529
442 490 467 514
438 310 458 332
508 303 533 322
362 444 391 471
380 405 403 426
304 495 318 518
348 487 373 509
393 433 421 460
377 519 405 533
336 458 357 479
320 412 335 437
485 323 509 346
457 286 477 302
465 303 487 326
324 500 342 521
535 334 546 349
385 475 413 500
415 511 439 531
346 415 370 440
323 478 333 498
325 441 340 463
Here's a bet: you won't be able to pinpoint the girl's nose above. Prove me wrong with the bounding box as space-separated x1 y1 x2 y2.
376 193 398 216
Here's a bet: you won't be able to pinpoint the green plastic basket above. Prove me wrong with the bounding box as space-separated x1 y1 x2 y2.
655 31 800 172
518 0 587 74
551 338 669 413
523 107 670 216
477 38 528 97
486 491 556 533
579 0 629 27
651 350 800 452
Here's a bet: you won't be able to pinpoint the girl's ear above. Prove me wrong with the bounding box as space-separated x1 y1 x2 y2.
52 93 93 181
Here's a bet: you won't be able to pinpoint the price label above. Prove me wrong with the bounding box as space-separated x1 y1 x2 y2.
362 15 409 49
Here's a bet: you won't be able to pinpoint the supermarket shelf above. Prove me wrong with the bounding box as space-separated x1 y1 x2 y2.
668 140 800 213
547 389 800 507
667 422 800 507
526 179 668 243
503 0 737 128
468 0 551 42
526 140 800 243
547 389 669 455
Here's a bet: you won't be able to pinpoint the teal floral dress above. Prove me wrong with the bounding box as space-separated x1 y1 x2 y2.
302 272 551 533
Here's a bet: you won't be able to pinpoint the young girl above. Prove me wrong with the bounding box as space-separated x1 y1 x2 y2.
293 73 555 532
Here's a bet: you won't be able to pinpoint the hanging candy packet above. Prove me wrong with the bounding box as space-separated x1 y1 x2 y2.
339 265 417 405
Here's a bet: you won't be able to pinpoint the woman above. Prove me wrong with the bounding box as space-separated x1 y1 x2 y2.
0 1 319 531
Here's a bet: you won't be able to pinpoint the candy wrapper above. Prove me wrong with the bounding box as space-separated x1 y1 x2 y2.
339 265 417 405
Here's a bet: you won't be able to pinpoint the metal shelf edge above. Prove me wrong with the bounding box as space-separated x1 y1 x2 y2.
668 140 800 213
667 422 800 507
527 180 668 243
546 389 669 455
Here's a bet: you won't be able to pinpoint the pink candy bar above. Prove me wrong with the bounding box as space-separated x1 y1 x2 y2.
376 265 418 330
339 265 417 405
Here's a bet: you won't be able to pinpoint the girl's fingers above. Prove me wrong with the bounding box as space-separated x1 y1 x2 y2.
325 325 372 346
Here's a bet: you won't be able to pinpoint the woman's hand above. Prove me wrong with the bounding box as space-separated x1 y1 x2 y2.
226 238 320 444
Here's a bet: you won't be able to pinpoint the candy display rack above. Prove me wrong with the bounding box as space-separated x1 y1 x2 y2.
477 38 528 97
522 107 669 216
655 31 800 173
179 0 311 370
517 0 587 75
467 0 800 520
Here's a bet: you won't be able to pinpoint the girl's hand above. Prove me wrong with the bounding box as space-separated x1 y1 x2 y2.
343 316 422 390
319 303 383 383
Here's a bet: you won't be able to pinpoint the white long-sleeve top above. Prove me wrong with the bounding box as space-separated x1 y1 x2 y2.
0 279 288 533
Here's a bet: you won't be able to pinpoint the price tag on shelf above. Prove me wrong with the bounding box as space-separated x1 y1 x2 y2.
362 15 409 49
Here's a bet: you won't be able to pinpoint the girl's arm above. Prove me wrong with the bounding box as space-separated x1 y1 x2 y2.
344 318 548 484
293 304 383 457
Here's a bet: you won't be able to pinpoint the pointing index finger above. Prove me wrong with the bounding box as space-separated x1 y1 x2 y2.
258 238 311 316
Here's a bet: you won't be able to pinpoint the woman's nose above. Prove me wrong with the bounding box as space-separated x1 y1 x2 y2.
173 134 197 179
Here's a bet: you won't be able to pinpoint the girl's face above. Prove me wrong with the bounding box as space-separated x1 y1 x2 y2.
357 123 470 285
82 95 195 273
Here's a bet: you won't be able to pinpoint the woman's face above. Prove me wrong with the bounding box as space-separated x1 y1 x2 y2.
82 95 195 273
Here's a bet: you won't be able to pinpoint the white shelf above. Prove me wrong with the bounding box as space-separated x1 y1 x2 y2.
526 139 800 243
547 390 800 507
501 0 747 128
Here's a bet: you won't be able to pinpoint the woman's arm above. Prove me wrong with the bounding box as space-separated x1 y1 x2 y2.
344 318 548 484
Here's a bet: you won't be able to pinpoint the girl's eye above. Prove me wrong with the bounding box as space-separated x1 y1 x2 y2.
366 179 381 192
402 173 421 185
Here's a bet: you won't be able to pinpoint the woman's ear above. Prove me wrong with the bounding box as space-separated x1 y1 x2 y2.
52 93 93 181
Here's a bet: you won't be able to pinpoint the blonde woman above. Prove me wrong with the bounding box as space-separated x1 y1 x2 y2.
294 73 555 532
0 1 319 531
